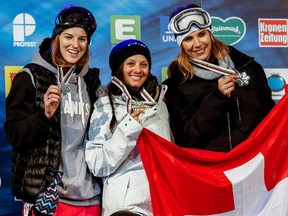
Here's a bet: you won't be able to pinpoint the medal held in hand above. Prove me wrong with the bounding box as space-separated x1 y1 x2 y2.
57 65 76 96
132 101 147 111
58 82 71 96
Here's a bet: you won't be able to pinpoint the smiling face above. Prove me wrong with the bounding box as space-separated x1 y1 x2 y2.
122 54 150 91
181 28 212 61
58 27 88 64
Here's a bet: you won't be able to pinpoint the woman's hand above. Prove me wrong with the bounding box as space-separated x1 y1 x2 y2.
44 85 61 119
218 74 239 97
131 109 144 124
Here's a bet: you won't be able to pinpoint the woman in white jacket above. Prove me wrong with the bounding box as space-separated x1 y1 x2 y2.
85 39 172 216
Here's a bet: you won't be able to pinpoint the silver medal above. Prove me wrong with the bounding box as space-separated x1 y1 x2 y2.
58 82 71 96
57 65 76 96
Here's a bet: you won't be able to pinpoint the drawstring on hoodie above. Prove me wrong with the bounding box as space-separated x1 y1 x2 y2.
65 73 85 126
236 97 242 124
226 112 232 150
78 76 85 125
227 91 242 151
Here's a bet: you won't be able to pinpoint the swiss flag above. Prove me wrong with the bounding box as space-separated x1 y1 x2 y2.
138 86 288 216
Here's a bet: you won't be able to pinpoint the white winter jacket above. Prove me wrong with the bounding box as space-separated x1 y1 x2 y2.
85 84 171 216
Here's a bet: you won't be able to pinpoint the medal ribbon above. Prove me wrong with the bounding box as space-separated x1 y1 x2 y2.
57 65 76 85
57 65 77 95
111 76 156 113
190 58 236 76
190 58 250 86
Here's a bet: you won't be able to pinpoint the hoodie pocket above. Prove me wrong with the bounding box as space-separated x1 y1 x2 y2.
122 175 130 206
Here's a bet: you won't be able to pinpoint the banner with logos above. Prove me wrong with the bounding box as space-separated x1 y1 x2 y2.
1 0 287 215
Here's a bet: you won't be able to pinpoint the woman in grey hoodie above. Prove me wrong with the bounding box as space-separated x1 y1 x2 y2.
5 5 101 216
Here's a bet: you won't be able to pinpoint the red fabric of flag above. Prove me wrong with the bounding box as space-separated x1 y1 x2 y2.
138 86 288 216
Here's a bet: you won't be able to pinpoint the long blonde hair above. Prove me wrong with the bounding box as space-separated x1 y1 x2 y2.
167 32 230 79
51 35 90 68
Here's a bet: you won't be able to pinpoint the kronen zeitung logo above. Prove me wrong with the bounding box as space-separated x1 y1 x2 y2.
258 19 288 47
211 17 246 45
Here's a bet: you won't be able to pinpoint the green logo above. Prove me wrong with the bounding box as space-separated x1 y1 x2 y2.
110 15 141 44
211 17 246 45
162 67 168 82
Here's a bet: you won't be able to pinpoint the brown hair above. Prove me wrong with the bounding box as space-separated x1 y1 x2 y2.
51 35 90 68
167 31 230 79
107 64 124 132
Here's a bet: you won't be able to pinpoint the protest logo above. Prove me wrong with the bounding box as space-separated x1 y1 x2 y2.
212 17 246 45
13 13 37 47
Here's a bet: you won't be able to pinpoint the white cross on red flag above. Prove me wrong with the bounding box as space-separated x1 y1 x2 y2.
138 86 288 216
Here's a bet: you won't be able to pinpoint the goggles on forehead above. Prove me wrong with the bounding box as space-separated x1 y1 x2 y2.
169 8 211 35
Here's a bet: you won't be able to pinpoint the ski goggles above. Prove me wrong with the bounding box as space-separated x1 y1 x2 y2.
169 8 211 35
52 6 97 39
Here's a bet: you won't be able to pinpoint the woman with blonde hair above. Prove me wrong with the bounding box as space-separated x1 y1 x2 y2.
163 4 275 152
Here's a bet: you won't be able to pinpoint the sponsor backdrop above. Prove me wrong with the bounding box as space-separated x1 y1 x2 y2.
0 0 287 215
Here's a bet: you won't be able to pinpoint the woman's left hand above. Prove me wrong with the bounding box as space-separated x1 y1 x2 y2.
131 109 143 124
218 74 239 97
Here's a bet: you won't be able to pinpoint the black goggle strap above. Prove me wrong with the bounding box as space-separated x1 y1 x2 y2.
54 7 96 32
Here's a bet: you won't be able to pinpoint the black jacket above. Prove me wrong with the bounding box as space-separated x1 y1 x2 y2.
163 46 275 152
4 38 100 203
